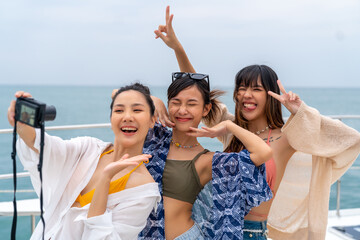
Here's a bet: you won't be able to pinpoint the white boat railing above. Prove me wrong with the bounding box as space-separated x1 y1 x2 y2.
0 116 360 232
0 123 111 134
1 115 360 134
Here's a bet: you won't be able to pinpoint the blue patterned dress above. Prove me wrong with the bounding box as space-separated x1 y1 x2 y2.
139 124 272 239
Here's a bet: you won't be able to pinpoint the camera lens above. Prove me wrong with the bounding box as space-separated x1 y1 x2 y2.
44 105 56 121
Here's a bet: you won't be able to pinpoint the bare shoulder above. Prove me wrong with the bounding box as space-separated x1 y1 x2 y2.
198 151 215 165
205 150 215 158
266 128 291 149
126 165 155 189
197 151 215 186
278 132 293 153
199 151 214 169
268 129 295 165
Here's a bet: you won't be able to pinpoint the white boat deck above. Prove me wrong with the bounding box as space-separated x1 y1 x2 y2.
326 208 360 240
1 198 359 239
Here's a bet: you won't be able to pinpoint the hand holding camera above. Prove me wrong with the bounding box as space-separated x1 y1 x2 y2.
7 91 33 127
8 91 56 128
8 92 38 152
8 91 56 239
8 91 56 152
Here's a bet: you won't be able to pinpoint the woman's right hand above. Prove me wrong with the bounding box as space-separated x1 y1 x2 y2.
8 91 33 127
154 6 182 51
151 96 175 128
8 91 37 152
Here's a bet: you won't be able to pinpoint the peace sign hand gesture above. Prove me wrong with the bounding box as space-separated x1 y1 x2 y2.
268 80 302 115
154 6 182 51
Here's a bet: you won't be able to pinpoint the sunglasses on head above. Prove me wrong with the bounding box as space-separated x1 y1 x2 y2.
172 72 210 91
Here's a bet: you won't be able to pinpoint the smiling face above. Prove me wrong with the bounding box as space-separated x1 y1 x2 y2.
111 90 155 148
168 85 211 132
236 76 267 122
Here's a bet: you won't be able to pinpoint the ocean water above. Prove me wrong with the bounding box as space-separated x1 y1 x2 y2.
0 85 359 239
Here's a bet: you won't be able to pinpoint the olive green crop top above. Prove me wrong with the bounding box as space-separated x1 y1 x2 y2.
162 149 209 204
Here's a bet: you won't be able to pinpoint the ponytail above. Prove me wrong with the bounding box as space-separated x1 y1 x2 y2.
202 89 225 123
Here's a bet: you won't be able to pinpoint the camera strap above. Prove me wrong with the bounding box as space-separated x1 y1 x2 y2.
11 122 46 240
11 121 17 240
38 123 46 240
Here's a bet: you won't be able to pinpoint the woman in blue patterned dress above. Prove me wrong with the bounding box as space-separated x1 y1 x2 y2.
137 71 273 239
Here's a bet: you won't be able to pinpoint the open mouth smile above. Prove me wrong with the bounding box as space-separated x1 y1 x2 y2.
121 127 138 135
243 103 257 111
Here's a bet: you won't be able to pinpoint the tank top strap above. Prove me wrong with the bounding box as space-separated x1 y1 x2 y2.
266 129 272 145
191 149 209 164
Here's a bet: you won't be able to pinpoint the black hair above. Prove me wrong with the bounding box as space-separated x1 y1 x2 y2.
225 65 284 152
110 82 155 117
167 76 224 122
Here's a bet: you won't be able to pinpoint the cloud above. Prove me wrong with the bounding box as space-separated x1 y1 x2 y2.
0 0 359 87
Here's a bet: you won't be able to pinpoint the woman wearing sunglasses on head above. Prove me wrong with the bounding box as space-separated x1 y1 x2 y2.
153 6 360 240
8 83 161 240
137 71 273 239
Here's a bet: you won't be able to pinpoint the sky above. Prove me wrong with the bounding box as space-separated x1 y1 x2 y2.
0 0 359 88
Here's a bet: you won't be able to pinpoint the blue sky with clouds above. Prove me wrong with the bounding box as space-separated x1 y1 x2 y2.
0 0 359 87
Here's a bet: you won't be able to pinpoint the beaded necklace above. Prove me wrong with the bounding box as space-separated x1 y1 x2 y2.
170 138 199 148
254 125 272 135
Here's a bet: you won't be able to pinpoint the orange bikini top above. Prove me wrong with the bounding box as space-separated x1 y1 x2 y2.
265 129 276 192
247 129 277 218
75 149 145 207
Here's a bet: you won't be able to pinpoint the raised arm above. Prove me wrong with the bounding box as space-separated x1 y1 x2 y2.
226 121 272 166
10 92 102 205
7 91 37 153
188 120 272 166
268 79 360 171
154 6 195 73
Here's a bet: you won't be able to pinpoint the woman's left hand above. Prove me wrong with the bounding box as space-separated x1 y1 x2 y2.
111 89 117 99
154 6 182 51
268 80 302 115
103 154 152 181
187 120 230 138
